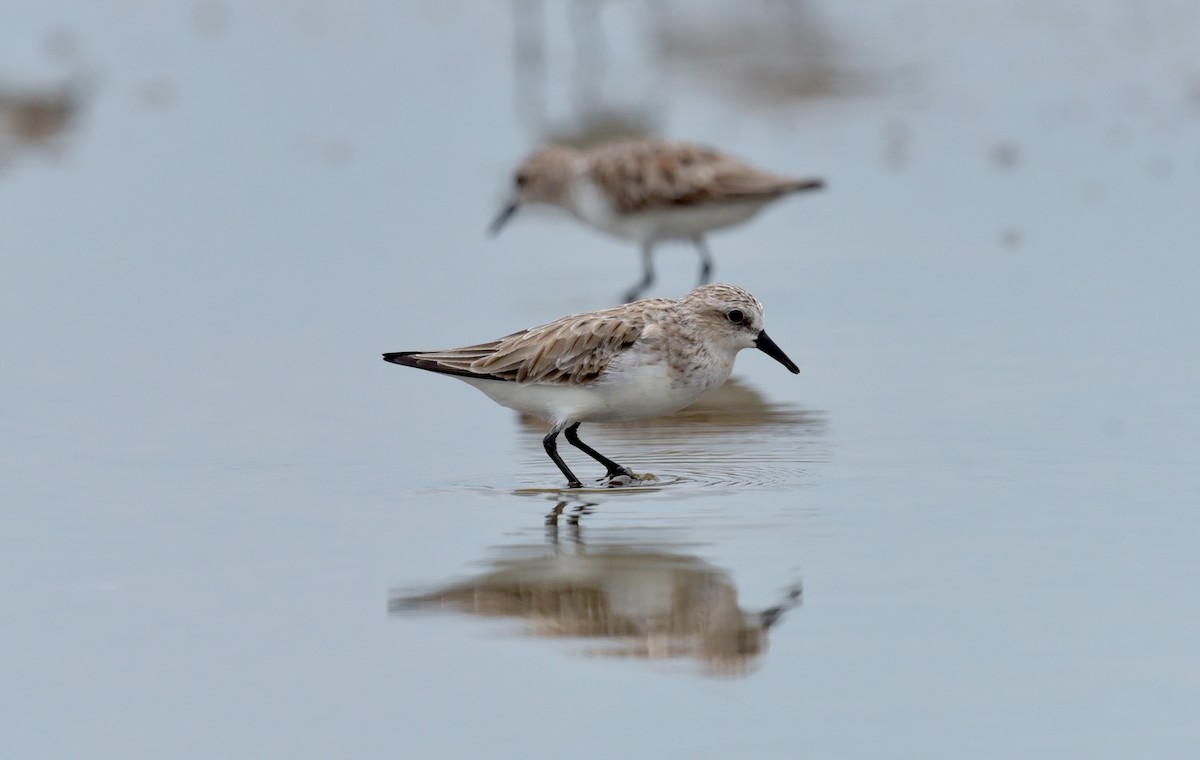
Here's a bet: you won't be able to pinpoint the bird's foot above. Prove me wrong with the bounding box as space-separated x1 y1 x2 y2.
598 468 657 487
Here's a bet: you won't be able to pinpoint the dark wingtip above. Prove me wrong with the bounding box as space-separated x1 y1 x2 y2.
382 352 420 366
382 351 507 381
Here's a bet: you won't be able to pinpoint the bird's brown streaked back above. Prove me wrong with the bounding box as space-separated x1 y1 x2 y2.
383 303 661 385
585 140 824 215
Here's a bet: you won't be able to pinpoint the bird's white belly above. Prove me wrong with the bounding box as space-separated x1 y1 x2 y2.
570 178 768 243
618 201 767 243
458 360 718 426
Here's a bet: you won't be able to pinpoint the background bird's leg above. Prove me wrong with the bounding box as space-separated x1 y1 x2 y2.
543 424 582 488
564 422 631 479
693 235 714 285
622 241 656 302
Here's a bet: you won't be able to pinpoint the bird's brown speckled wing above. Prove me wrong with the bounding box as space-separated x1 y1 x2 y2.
387 304 656 385
586 140 822 214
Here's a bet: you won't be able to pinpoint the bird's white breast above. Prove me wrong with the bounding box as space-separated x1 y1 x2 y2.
567 175 623 235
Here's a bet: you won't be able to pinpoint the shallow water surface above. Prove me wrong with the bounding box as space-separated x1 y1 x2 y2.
2 1 1199 758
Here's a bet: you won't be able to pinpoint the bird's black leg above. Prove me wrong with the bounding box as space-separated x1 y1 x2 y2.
543 424 583 488
622 241 656 302
693 236 714 285
564 422 632 479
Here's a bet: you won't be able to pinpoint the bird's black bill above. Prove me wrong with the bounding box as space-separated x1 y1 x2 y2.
755 330 800 374
488 200 519 236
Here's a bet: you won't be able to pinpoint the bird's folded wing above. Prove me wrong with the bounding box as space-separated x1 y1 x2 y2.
404 310 646 385
588 140 820 214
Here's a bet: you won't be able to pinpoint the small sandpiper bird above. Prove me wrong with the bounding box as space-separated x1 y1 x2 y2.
383 284 799 488
489 139 824 302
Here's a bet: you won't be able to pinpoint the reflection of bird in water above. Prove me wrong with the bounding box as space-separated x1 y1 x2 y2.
392 508 802 676
490 139 824 302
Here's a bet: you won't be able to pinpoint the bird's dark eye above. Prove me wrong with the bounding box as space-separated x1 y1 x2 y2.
727 309 744 324
515 173 529 188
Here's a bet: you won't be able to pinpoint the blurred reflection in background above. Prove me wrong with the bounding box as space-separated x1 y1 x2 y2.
652 0 851 107
0 79 84 174
511 0 659 146
0 24 89 175
510 0 849 148
510 0 850 148
392 504 802 676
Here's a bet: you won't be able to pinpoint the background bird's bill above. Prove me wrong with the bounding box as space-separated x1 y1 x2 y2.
755 331 800 374
489 200 519 235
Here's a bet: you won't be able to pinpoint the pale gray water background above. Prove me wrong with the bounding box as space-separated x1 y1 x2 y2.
2 1 1199 758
